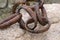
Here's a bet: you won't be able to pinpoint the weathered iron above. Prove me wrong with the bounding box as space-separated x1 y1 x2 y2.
0 0 51 33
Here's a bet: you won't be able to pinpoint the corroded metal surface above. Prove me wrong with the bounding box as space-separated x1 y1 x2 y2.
0 0 51 33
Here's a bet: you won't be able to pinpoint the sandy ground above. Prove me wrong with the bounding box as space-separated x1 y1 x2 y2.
0 4 60 40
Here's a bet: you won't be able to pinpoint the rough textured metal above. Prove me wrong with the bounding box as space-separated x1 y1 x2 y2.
0 0 51 33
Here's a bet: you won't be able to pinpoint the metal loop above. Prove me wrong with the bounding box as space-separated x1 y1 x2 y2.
0 0 51 33
17 5 37 30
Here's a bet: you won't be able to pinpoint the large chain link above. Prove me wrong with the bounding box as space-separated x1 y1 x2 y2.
0 0 51 33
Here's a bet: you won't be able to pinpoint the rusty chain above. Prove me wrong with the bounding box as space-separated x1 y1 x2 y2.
0 0 51 33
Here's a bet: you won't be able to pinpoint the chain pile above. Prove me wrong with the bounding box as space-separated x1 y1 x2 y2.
0 0 51 34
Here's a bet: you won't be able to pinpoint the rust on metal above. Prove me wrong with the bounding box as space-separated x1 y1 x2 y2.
0 0 51 33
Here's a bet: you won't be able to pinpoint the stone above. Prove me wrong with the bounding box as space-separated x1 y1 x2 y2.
0 4 60 40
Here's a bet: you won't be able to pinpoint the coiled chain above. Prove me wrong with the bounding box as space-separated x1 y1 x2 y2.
0 0 51 34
